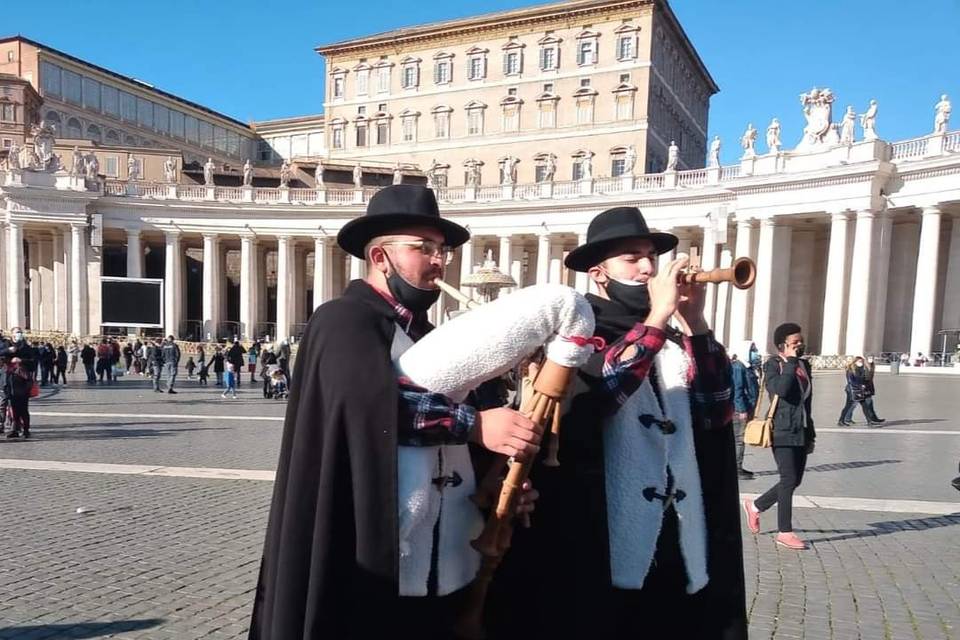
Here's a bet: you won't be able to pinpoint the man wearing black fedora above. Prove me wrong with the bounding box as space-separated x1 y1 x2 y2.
549 206 747 638
249 185 541 639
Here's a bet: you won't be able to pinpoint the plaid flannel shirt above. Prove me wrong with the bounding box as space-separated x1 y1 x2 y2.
373 287 478 446
601 323 733 430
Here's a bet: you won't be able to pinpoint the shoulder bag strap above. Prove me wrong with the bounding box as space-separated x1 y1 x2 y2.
752 370 766 417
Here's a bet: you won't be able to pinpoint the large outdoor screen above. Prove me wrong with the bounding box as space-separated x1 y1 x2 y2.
101 277 164 328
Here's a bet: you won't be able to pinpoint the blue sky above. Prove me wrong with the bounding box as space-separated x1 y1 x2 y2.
5 0 958 164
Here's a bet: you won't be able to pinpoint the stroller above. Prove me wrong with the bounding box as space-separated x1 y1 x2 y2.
265 365 288 400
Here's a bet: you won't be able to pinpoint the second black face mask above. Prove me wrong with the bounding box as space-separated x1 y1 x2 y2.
386 270 441 312
605 279 651 317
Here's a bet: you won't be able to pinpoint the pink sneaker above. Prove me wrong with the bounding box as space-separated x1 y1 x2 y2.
742 498 760 534
775 532 808 550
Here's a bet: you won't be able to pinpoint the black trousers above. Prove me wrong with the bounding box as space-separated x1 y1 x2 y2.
755 445 808 532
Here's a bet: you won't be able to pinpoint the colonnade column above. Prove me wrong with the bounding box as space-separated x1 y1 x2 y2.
53 231 68 331
844 210 875 356
162 231 181 338
909 206 942 357
71 224 89 337
700 224 718 330
458 239 475 309
313 237 331 309
713 244 733 344
820 213 850 355
575 232 589 293
751 218 776 353
126 228 143 279
6 221 24 329
498 235 513 292
240 234 257 340
727 219 754 348
276 236 292 343
868 210 894 355
202 233 222 340
535 233 550 285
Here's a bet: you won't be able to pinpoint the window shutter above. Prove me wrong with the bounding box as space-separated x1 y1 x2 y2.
503 54 509 75
482 56 487 78
518 51 524 74
540 47 547 70
415 65 420 87
592 41 598 64
434 63 440 84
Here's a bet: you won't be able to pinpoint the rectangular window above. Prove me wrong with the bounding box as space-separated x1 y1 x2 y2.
333 76 345 98
2 138 11 148
508 87 518 96
504 51 520 75
154 103 169 133
611 157 626 177
376 122 388 145
620 73 631 83
402 66 417 88
137 97 153 128
540 47 557 71
358 106 366 115
199 120 213 148
377 67 390 93
356 125 367 147
576 100 593 124
214 125 228 152
356 70 369 95
434 61 450 84
120 91 137 122
258 139 273 161
170 110 185 138
503 107 519 132
535 165 548 183
539 103 556 128
572 161 583 181
617 35 634 60
82 77 101 112
63 69 82 105
580 78 591 87
0 103 14 121
577 41 596 66
185 115 199 143
543 83 554 93
102 85 119 117
104 155 119 177
616 94 634 120
468 56 484 80
41 61 61 97
467 110 483 135
434 112 449 138
332 128 344 149
402 118 415 142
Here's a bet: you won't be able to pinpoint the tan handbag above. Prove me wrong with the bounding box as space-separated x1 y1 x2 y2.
744 372 777 448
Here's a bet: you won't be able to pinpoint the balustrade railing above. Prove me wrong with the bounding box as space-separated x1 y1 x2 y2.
254 188 281 202
552 180 579 197
290 188 318 203
215 186 243 201
327 189 354 204
890 136 928 160
677 168 708 187
944 131 960 153
593 177 622 194
103 181 126 195
477 186 502 200
179 185 207 200
719 165 741 181
635 174 665 190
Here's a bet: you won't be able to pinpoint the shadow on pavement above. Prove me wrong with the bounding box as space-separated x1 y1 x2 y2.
799 513 960 543
0 423 227 443
752 459 901 477
0 618 164 639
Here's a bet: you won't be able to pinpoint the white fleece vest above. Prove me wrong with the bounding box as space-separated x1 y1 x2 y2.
391 326 482 597
602 338 709 594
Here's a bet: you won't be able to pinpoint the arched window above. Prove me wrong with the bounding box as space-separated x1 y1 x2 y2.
124 134 137 146
45 111 62 126
105 130 121 144
86 124 102 143
66 117 82 139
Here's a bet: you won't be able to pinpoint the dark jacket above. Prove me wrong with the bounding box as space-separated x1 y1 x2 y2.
227 343 246 369
3 365 32 399
730 360 759 415
80 345 96 365
212 352 225 373
764 356 815 447
9 340 37 373
161 341 181 366
56 348 68 369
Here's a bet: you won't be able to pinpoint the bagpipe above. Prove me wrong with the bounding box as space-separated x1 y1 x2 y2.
396 280 598 638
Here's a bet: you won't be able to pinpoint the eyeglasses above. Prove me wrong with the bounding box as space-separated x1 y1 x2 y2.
380 240 454 264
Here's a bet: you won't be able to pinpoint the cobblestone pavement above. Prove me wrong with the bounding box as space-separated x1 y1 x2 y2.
0 369 956 639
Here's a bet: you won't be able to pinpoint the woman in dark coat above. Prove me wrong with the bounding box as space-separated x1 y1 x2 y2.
742 322 815 550
838 356 885 426
212 348 225 386
4 357 33 439
54 346 68 384
39 343 55 386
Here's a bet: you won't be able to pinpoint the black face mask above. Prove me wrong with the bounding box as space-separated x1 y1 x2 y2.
604 278 651 318
795 345 806 358
384 253 441 313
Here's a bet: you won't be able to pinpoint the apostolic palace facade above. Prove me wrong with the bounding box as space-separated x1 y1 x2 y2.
1 0 959 359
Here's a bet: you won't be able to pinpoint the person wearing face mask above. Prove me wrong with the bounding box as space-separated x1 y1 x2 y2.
2 328 36 436
730 341 761 479
536 206 745 639
743 323 816 551
838 355 885 426
249 185 542 639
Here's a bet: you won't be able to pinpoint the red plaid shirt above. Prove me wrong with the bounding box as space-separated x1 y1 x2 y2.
602 323 733 430
372 287 478 446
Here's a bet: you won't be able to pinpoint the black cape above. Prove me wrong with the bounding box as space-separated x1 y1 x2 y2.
250 280 429 639
490 295 747 639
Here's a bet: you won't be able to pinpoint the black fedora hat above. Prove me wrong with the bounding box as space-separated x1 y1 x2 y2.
565 206 677 272
337 184 470 258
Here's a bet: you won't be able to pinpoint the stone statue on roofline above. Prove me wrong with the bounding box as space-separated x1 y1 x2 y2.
280 160 292 187
353 162 363 189
623 145 637 175
393 161 403 185
766 118 782 154
860 99 879 141
665 140 679 171
740 123 757 158
839 106 856 145
163 156 177 183
934 94 951 134
204 158 216 186
70 146 85 177
243 159 254 186
708 136 721 167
